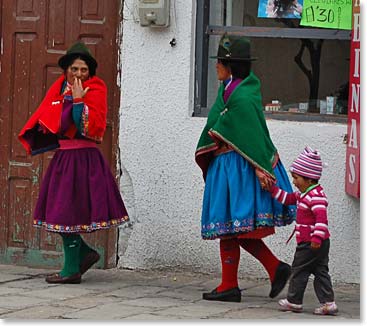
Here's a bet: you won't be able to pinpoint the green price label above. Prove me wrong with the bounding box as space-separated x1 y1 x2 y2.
300 0 352 30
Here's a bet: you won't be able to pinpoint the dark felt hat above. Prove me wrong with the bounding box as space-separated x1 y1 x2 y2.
58 42 98 73
211 34 257 61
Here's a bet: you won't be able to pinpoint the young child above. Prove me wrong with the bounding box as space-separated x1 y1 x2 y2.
269 146 338 315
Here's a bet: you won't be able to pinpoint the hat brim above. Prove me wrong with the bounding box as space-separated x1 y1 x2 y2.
210 55 257 61
58 53 98 71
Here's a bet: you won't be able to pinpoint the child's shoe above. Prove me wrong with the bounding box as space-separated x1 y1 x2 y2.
278 298 303 312
313 302 338 315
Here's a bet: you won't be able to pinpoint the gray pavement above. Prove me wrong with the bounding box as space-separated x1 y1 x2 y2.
0 264 360 320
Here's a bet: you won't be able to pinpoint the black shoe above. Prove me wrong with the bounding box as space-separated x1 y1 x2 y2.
203 287 241 302
45 272 81 284
269 262 291 298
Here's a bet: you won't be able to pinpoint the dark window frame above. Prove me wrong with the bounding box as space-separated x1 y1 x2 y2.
194 0 351 121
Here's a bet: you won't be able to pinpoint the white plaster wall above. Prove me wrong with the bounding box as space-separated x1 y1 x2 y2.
117 0 360 284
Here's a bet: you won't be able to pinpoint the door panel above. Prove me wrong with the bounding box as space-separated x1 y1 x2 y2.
0 0 121 269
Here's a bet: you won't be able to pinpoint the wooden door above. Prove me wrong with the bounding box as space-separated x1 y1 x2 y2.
0 0 122 269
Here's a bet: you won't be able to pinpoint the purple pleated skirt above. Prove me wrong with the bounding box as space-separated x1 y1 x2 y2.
33 144 129 233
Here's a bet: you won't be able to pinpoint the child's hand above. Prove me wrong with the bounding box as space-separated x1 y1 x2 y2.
255 168 274 191
311 242 321 250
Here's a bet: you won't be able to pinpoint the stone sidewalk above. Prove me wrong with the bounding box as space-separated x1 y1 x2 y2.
0 264 360 320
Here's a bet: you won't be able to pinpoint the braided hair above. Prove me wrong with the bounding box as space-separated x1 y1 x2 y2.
218 59 251 80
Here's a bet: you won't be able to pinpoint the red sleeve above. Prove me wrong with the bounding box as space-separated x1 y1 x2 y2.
310 192 329 244
78 77 107 142
18 76 65 154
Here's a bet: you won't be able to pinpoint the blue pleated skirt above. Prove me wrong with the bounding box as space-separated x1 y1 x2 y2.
201 151 296 240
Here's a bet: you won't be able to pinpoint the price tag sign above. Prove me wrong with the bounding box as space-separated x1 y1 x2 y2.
300 0 353 30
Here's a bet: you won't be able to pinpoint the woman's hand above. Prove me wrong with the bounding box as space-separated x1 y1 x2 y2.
255 168 274 191
72 77 90 99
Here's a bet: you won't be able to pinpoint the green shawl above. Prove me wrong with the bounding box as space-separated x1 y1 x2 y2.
195 71 277 180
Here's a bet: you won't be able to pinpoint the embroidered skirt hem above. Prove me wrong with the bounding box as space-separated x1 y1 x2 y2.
206 226 275 240
33 216 129 233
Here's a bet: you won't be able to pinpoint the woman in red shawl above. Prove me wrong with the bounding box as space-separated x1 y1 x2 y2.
19 42 129 284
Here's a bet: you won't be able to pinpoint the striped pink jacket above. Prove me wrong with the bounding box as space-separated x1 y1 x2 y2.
270 184 330 245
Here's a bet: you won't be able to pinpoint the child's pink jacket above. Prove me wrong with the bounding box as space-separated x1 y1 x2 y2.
270 184 330 245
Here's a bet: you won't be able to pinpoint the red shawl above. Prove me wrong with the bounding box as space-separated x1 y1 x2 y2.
19 75 107 155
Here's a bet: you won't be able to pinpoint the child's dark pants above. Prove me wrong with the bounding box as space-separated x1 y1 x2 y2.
287 239 334 305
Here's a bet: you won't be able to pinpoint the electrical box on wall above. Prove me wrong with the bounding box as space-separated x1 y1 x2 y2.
138 0 170 27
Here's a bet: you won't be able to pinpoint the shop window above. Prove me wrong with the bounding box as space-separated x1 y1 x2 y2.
194 0 351 122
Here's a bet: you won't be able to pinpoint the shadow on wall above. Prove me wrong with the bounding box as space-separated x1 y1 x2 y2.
117 159 135 260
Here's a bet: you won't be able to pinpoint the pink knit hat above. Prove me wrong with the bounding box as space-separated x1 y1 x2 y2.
290 146 323 180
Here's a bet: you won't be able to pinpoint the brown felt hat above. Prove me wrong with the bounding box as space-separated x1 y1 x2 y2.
211 34 257 61
58 42 97 74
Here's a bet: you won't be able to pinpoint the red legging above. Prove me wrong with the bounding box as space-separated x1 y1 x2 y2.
217 238 279 292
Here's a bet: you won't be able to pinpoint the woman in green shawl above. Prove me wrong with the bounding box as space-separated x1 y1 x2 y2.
195 35 296 302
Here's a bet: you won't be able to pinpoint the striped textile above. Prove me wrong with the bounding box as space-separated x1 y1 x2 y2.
270 184 330 244
290 146 323 180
